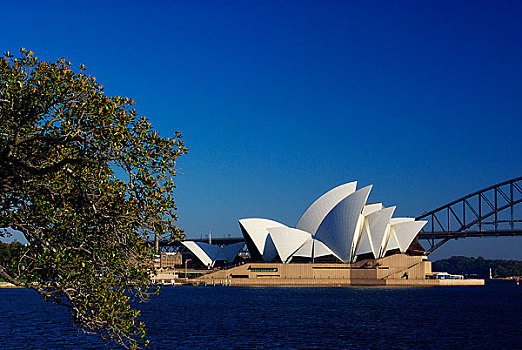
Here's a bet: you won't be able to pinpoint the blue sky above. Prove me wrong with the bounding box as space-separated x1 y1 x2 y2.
2 1 521 259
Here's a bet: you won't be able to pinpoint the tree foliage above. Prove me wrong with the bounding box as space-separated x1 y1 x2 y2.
0 49 187 348
0 241 11 265
433 256 522 278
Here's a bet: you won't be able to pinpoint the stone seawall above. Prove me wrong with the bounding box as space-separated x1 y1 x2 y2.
191 277 484 287
193 255 485 287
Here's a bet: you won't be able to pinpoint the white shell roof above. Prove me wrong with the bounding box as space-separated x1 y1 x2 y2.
292 238 314 258
290 238 341 261
392 220 427 252
314 185 372 262
386 226 401 252
182 241 245 267
238 218 287 261
296 181 357 235
390 217 415 225
313 239 341 260
362 203 383 216
351 203 384 260
181 241 219 267
267 227 311 263
238 182 426 263
220 242 246 262
385 218 415 252
353 207 396 259
355 218 373 256
367 207 395 258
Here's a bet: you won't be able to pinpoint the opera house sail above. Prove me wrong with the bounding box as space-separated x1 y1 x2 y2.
180 241 244 268
238 181 428 264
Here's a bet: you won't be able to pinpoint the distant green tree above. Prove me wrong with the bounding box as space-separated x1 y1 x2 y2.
495 265 508 278
0 242 10 265
0 49 187 349
433 256 522 278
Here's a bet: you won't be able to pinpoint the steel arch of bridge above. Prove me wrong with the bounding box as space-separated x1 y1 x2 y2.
416 177 522 253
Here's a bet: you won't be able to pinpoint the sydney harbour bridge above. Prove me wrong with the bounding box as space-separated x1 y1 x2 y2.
158 177 522 254
416 176 522 253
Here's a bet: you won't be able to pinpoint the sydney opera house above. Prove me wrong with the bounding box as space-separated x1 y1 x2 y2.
239 181 426 264
184 181 484 286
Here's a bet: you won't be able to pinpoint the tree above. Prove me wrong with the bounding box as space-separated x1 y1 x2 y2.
0 49 187 348
0 242 10 266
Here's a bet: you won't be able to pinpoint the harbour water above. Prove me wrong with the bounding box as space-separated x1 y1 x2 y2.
1 281 521 349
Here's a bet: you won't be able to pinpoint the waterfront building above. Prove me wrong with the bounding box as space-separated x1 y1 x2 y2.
197 254 484 286
160 252 183 268
185 181 484 286
183 181 427 267
239 181 427 264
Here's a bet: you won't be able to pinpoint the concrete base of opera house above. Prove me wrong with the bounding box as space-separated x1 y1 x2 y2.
191 254 485 287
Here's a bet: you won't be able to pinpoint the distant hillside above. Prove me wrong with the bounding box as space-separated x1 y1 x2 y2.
432 256 522 279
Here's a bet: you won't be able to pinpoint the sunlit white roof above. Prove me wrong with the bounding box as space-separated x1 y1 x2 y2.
362 203 383 216
386 228 401 252
181 241 245 267
267 227 311 263
351 203 384 259
292 237 313 258
238 218 287 262
181 241 216 267
385 218 415 252
296 181 357 235
368 207 395 258
392 220 427 253
291 238 341 261
238 181 426 263
355 219 373 257
313 239 341 260
314 185 372 262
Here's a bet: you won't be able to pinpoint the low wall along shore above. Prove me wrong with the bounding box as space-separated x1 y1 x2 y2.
193 254 484 287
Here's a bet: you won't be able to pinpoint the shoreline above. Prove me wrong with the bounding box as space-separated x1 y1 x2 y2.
0 281 23 289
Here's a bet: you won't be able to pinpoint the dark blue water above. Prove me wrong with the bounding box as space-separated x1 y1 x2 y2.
1 281 521 349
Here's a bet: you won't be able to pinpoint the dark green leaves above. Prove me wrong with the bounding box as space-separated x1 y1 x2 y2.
0 48 187 349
